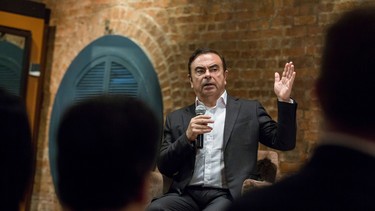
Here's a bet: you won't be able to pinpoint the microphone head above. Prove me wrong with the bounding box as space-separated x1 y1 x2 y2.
195 105 206 115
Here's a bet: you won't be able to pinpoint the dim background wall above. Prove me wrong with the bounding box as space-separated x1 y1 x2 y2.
30 0 375 210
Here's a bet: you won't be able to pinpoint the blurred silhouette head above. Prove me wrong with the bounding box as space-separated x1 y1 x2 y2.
316 6 375 137
0 88 33 211
57 94 160 211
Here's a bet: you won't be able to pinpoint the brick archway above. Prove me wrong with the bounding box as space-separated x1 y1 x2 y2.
94 6 182 114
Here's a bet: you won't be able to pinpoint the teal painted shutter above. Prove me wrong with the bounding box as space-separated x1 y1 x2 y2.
74 56 139 102
108 60 138 95
0 41 23 96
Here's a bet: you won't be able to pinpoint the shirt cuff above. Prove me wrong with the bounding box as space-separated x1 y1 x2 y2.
278 98 294 104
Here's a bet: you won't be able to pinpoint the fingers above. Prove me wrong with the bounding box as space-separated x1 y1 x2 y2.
192 116 213 132
193 115 214 127
283 62 295 79
274 72 280 82
186 115 214 140
187 116 213 141
275 61 295 83
289 71 296 87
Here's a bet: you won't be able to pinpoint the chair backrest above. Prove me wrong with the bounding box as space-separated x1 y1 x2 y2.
241 150 280 195
257 150 279 182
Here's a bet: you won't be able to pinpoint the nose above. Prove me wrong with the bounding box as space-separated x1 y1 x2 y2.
204 68 212 78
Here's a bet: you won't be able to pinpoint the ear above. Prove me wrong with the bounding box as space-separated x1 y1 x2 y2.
224 69 228 85
188 74 194 88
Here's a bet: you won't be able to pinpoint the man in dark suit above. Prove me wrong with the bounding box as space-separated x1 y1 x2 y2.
227 6 375 211
147 48 297 211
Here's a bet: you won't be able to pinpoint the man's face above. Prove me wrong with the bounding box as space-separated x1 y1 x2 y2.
189 53 228 102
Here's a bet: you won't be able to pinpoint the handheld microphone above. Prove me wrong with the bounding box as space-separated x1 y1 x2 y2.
195 105 206 149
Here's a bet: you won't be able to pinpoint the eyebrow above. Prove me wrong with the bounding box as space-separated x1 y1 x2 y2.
209 64 220 69
194 64 220 70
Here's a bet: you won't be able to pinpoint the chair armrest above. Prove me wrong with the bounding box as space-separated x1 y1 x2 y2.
147 171 164 204
241 179 272 195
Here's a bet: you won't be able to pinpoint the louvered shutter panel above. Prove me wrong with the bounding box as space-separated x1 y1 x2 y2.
74 61 106 102
108 61 138 96
0 41 23 96
73 56 139 102
0 58 21 95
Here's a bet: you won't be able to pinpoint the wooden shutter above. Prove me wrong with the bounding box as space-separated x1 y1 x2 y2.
0 41 22 95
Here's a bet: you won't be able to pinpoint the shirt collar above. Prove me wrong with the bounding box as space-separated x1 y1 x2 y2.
195 90 227 108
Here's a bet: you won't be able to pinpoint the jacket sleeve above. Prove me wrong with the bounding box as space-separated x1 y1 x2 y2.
157 112 195 177
258 100 297 151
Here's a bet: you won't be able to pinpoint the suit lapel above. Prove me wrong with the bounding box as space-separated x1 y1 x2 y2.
223 96 240 149
183 104 195 130
183 99 240 149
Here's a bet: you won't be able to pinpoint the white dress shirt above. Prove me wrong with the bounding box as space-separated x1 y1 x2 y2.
189 91 228 188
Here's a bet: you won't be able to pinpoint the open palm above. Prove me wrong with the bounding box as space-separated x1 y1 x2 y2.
274 62 296 102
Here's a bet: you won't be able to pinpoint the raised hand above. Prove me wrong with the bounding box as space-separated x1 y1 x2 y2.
274 62 296 102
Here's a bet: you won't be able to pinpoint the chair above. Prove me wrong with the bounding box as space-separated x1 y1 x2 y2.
147 170 164 202
241 150 279 194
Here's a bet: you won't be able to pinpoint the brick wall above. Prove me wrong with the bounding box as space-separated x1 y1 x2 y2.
31 0 375 210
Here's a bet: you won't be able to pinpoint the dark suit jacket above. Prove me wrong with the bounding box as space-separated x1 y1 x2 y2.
157 95 297 199
227 144 375 210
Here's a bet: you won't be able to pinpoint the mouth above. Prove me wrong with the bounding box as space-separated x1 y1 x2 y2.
203 83 215 89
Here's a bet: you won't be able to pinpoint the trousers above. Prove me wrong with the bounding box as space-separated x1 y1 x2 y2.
147 186 233 211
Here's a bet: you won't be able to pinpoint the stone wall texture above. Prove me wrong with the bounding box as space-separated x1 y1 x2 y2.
30 0 375 210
